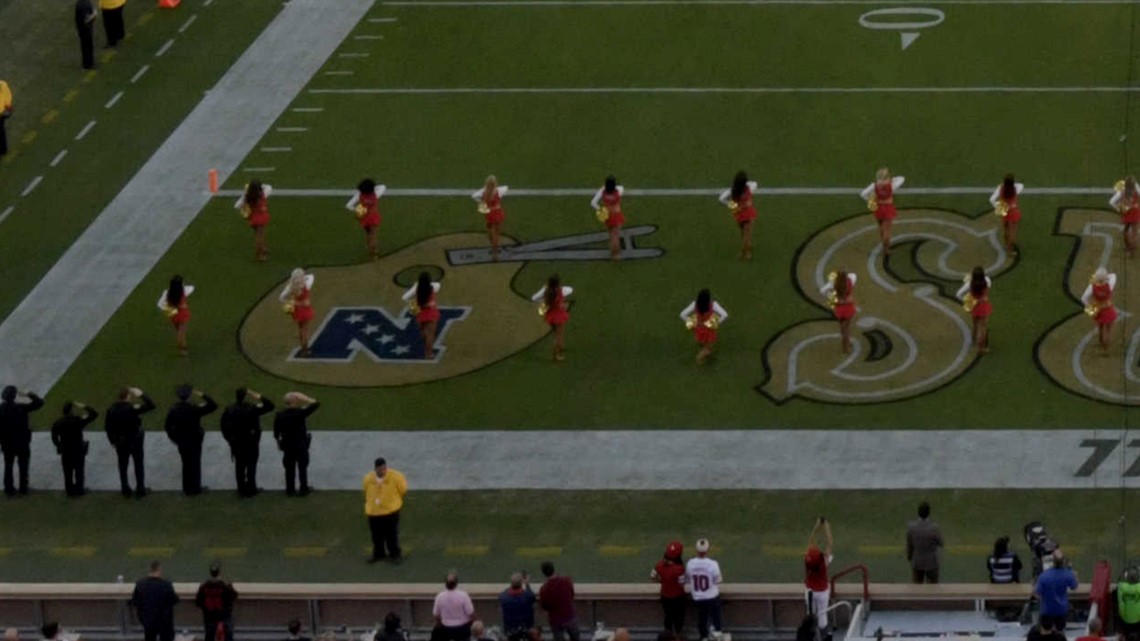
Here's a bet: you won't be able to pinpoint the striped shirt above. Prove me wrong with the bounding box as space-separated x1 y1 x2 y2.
987 552 1022 584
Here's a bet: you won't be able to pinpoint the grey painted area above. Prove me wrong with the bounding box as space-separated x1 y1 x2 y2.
0 0 375 394
15 430 1140 492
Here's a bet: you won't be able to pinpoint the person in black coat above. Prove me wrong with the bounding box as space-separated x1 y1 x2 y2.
273 392 319 496
51 401 98 497
74 0 97 70
0 385 44 496
132 560 179 641
164 385 217 496
105 386 155 498
220 387 274 498
195 563 238 641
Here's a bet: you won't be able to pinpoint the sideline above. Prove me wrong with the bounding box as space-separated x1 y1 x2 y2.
311 86 1140 94
0 0 375 394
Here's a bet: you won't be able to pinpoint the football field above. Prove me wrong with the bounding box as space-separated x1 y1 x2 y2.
1 0 1140 583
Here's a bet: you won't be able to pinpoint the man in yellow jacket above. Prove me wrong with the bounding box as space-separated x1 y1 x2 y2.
364 457 407 564
100 0 126 48
0 80 11 157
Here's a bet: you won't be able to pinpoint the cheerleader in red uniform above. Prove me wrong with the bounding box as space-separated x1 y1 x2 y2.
820 270 857 353
402 272 442 359
956 266 993 354
679 289 729 365
156 275 194 356
531 275 573 362
1111 176 1140 257
345 178 386 260
235 180 273 262
1082 267 1118 352
718 171 759 260
591 176 625 261
471 175 508 261
859 168 905 256
278 268 315 356
989 174 1024 254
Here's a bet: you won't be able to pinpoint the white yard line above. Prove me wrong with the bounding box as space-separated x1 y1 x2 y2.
275 127 309 132
203 0 214 6
20 176 43 197
311 85 1140 95
104 90 124 109
291 107 325 112
0 206 14 225
74 120 97 141
49 149 69 168
323 70 355 76
130 65 151 84
243 167 277 172
338 52 371 58
212 186 1116 197
388 0 1140 5
368 16 399 21
260 147 293 152
155 38 175 57
178 14 198 33
353 34 384 39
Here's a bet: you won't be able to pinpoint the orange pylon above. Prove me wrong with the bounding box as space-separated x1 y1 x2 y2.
158 0 181 8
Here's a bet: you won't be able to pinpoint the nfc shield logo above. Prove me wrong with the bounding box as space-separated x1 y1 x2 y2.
294 306 471 363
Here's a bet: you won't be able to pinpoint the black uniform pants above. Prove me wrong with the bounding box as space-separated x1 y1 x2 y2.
2 446 29 494
143 623 174 641
234 447 259 496
77 25 95 69
103 7 125 46
282 448 309 494
695 597 722 640
0 113 8 156
178 440 203 495
61 448 86 495
661 596 685 633
116 438 145 493
203 617 233 641
368 511 401 559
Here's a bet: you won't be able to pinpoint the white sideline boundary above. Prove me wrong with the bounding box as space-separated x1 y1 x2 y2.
387 0 1140 6
211 186 1116 198
310 86 1140 94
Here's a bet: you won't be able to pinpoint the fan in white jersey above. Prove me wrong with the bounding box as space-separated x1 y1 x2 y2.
685 538 723 641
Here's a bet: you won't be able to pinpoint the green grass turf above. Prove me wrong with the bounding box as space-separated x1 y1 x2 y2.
0 489 1137 583
0 0 284 323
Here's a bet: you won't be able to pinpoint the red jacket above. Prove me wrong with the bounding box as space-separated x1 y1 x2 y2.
539 575 576 626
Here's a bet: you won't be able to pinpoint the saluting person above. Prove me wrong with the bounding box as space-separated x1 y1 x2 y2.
274 392 319 497
0 386 44 496
105 386 155 498
220 387 274 498
164 385 218 496
51 401 98 497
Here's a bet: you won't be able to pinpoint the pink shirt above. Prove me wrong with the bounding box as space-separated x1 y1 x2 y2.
433 588 474 626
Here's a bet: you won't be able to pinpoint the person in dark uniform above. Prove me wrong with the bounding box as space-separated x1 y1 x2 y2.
132 560 179 641
51 401 98 497
195 563 238 641
220 387 274 498
105 386 155 498
75 0 97 70
164 385 217 496
273 391 319 496
0 386 45 497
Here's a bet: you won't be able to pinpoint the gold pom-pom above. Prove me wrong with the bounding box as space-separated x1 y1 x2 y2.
727 200 741 213
866 198 879 213
827 291 838 309
595 207 609 224
703 315 720 330
538 302 549 317
240 204 251 220
282 302 295 315
355 204 367 219
409 301 420 315
962 293 977 312
161 303 177 319
684 314 697 330
994 200 1009 218
478 202 491 215
1085 303 1100 318
1115 180 1126 193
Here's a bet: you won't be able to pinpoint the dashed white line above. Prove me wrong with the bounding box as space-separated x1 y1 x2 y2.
75 120 97 141
0 206 14 225
276 127 309 132
242 167 276 172
104 91 124 109
21 176 44 197
130 65 151 84
260 147 293 152
178 14 198 33
203 0 214 7
368 17 399 22
353 35 384 40
323 71 355 76
291 107 324 112
49 150 69 168
338 53 371 58
155 39 175 58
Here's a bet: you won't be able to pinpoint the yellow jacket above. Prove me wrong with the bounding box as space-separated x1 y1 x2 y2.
363 469 407 516
100 0 126 9
0 82 12 114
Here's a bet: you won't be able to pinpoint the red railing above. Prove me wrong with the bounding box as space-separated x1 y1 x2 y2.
830 564 870 602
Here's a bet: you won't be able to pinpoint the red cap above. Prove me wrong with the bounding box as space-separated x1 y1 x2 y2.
665 541 683 558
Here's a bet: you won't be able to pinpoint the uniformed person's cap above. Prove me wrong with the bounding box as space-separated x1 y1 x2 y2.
176 384 193 401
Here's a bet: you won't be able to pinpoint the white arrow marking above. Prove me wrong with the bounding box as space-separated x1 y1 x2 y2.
901 31 921 49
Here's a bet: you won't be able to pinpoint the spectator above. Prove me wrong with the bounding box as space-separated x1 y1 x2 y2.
987 536 1023 584
805 518 834 636
273 391 318 496
221 387 274 498
685 538 723 641
165 385 218 496
52 401 98 497
433 571 475 641
500 572 537 639
4 628 18 641
376 613 409 641
1119 567 1140 636
470 621 494 641
650 541 686 634
100 0 126 47
1027 620 1066 641
1075 617 1102 641
1035 549 1078 633
284 619 312 641
610 630 630 641
195 563 238 641
364 456 408 563
539 561 578 641
796 616 820 641
906 501 943 584
40 624 60 641
132 560 179 641
0 79 11 156
75 0 97 69
0 385 44 496
105 386 155 498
